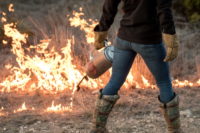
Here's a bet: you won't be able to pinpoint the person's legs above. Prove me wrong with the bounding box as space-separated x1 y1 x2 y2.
131 43 182 133
90 38 136 133
102 38 137 95
131 43 174 103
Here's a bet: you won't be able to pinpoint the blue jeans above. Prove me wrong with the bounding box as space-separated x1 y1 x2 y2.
102 37 174 103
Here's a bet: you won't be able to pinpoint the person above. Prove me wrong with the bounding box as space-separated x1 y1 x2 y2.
90 0 182 133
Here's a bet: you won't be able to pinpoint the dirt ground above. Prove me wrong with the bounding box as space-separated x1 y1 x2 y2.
0 87 200 133
0 0 200 133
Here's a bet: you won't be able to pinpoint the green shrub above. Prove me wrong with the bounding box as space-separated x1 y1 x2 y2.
183 0 200 10
174 0 200 22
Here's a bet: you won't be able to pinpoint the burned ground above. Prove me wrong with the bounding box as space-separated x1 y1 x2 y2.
0 87 200 133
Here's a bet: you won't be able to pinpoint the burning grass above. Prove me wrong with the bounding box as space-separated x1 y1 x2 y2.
0 2 199 133
0 2 199 118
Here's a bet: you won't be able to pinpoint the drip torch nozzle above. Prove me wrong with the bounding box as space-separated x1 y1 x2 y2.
76 75 88 91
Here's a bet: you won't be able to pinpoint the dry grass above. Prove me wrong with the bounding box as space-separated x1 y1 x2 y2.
171 24 200 80
0 1 199 132
1 0 199 81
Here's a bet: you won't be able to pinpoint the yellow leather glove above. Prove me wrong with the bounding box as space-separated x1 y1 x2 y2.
162 33 179 62
94 31 108 50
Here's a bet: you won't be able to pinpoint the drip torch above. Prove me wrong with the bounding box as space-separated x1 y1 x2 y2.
76 40 114 91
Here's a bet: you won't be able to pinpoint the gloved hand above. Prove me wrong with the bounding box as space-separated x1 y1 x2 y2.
162 33 179 62
94 31 108 50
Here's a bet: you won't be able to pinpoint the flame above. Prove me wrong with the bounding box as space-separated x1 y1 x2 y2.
197 79 200 84
2 40 8 45
0 7 99 113
124 72 141 89
68 8 98 44
13 102 35 113
0 9 101 93
1 21 84 93
14 102 27 113
46 101 72 113
1 12 7 23
141 76 156 89
8 4 15 12
0 4 199 116
0 107 5 116
142 76 151 87
173 79 200 88
1 17 7 23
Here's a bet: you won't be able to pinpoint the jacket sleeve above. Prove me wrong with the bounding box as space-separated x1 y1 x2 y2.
94 0 121 32
157 0 176 34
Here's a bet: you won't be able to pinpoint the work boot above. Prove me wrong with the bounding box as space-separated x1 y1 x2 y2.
90 91 119 133
159 94 183 133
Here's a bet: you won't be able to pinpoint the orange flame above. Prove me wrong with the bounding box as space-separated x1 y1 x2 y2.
173 79 200 88
1 7 199 92
0 107 5 116
46 101 72 113
141 76 156 89
197 79 200 84
0 5 199 115
68 8 98 44
1 12 7 23
8 4 15 12
1 23 86 93
13 102 27 113
13 102 35 113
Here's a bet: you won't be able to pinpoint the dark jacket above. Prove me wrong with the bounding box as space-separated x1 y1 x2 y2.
94 0 176 44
